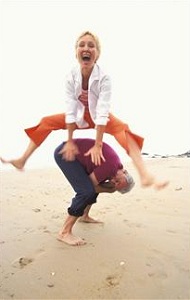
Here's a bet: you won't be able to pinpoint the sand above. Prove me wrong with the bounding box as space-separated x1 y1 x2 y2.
0 158 190 300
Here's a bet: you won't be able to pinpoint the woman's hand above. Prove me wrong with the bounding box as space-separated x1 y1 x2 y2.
59 140 79 161
84 144 105 166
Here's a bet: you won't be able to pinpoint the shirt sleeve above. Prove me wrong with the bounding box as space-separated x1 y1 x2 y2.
64 73 78 124
94 75 112 125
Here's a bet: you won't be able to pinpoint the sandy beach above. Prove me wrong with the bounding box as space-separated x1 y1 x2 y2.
0 157 190 300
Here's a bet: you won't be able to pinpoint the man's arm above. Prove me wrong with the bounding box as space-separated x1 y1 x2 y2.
95 181 116 193
89 172 116 193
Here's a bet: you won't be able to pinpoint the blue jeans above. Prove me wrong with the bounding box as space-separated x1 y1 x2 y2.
54 142 98 217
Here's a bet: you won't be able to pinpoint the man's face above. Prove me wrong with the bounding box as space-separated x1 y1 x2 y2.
110 169 128 191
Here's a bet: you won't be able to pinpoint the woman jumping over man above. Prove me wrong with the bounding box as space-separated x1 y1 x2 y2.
1 30 168 190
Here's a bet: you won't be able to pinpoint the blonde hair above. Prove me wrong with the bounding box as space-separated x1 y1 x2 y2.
75 31 101 60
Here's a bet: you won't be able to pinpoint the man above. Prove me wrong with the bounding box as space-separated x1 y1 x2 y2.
54 138 135 246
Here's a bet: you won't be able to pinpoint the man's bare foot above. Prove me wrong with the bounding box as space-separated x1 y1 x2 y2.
57 232 86 246
79 216 103 223
0 157 25 170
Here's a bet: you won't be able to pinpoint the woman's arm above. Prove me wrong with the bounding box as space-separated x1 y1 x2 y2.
84 124 106 165
95 125 105 147
67 122 77 142
58 123 79 160
84 73 112 165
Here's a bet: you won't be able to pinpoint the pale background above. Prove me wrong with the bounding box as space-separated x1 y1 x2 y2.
1 0 189 169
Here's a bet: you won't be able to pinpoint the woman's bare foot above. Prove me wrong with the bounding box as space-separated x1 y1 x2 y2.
141 173 155 187
79 216 103 223
141 173 169 190
154 180 169 190
0 157 25 170
57 232 86 246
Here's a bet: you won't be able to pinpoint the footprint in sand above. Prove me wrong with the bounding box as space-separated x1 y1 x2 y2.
11 249 45 269
105 274 120 287
12 256 33 269
105 266 125 288
146 256 168 279
123 219 145 228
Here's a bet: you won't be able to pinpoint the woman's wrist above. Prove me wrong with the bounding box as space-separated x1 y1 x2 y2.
95 141 103 147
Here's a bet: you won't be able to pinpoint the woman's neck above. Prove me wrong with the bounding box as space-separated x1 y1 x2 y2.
81 64 94 78
82 77 89 90
81 71 90 90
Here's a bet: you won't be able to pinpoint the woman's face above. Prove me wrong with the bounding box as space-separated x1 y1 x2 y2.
76 34 99 69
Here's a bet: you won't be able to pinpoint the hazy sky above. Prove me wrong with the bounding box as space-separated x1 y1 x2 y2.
1 0 190 168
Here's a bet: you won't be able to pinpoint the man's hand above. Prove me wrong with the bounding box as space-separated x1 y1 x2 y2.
59 140 79 161
84 145 105 166
95 181 116 193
